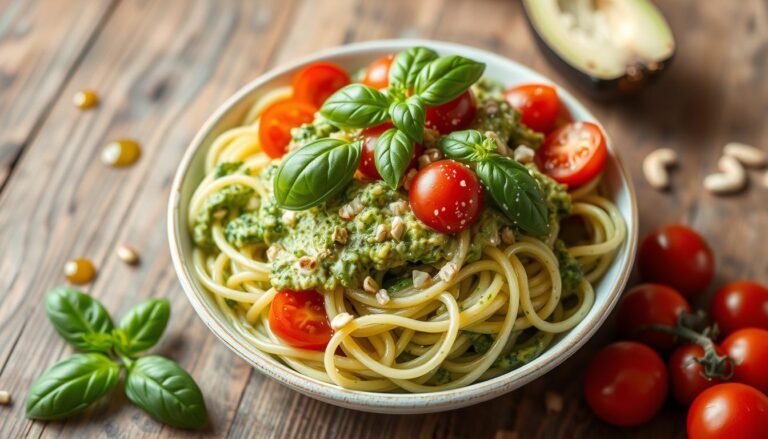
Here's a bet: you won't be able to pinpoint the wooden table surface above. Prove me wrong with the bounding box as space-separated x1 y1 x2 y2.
1 0 766 437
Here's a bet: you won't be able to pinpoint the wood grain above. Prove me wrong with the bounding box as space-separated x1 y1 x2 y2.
0 0 765 437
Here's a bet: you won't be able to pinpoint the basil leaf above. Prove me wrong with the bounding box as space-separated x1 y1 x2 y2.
374 128 415 189
45 288 114 352
475 155 549 236
438 129 487 162
389 96 425 142
320 84 390 129
125 356 208 430
274 138 362 210
114 298 170 356
388 46 439 88
26 353 119 420
414 55 485 106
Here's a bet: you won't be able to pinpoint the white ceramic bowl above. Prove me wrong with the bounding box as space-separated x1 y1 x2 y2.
168 39 638 414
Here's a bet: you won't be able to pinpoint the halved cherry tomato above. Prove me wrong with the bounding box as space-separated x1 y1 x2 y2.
268 289 333 351
424 90 477 134
258 99 316 158
669 344 724 406
292 62 351 109
409 160 483 234
687 383 768 439
358 123 422 180
711 281 768 334
584 341 668 426
720 328 768 393
616 283 691 352
637 225 715 298
504 83 562 133
534 121 607 187
361 54 395 90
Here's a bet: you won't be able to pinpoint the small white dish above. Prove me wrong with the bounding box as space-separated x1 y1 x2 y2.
168 39 638 414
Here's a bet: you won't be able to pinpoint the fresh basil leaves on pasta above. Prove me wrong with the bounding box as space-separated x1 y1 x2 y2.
475 155 549 236
320 84 390 128
27 289 208 429
113 298 170 356
414 55 485 106
438 129 488 162
389 96 425 142
374 128 415 189
388 46 439 88
274 138 362 210
125 356 208 430
26 353 120 420
45 287 114 352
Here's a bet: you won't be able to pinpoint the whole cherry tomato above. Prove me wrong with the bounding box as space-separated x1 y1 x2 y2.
534 121 607 187
720 328 768 393
584 341 669 426
616 283 691 352
669 344 725 406
292 62 351 109
504 83 562 133
258 99 317 158
361 54 395 90
688 383 768 439
637 225 715 298
269 289 333 351
711 281 768 334
409 160 483 234
358 123 422 180
424 90 477 134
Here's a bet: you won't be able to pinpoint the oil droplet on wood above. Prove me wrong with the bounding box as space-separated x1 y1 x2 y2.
64 258 96 284
73 89 99 110
101 139 141 167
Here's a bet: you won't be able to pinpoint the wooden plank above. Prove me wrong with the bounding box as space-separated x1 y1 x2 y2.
0 0 116 189
0 0 297 437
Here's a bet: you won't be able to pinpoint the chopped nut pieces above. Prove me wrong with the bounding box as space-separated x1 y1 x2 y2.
332 226 348 244
389 200 408 215
116 244 140 265
412 270 432 289
297 256 317 272
390 216 405 241
375 289 390 305
266 244 282 261
363 276 379 293
374 224 388 242
513 145 535 164
501 227 516 245
331 312 354 330
438 262 459 283
339 197 364 220
281 210 297 227
403 168 418 191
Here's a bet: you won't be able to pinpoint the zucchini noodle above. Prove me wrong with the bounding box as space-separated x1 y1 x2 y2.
188 85 626 393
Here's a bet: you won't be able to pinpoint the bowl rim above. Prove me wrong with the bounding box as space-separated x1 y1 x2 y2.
168 38 638 412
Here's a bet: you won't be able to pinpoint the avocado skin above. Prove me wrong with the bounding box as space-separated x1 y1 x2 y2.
522 6 674 100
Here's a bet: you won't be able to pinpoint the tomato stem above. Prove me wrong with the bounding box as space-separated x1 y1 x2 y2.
644 312 734 380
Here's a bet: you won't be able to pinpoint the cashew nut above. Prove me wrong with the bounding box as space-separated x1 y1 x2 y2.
703 155 746 194
642 148 678 190
723 142 766 167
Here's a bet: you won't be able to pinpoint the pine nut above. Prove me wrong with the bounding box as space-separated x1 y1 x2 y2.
363 276 379 294
412 270 432 289
390 216 405 241
116 244 140 265
438 262 459 283
0 390 10 404
331 312 354 330
513 145 535 164
375 289 390 306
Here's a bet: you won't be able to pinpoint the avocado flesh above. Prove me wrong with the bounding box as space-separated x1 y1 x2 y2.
523 0 675 98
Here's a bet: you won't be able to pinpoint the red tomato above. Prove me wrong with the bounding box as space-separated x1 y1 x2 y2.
534 121 607 187
258 99 316 158
616 283 691 352
268 289 333 351
409 160 483 234
711 281 768 334
358 123 422 180
721 328 768 393
292 62 351 109
687 383 768 439
669 344 724 406
361 54 394 90
424 90 477 134
583 341 668 426
504 83 562 133
637 225 715 298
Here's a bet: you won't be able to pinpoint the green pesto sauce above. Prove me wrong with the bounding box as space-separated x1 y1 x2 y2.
193 162 253 250
492 332 549 372
470 80 544 149
528 165 572 225
290 115 341 149
555 239 584 294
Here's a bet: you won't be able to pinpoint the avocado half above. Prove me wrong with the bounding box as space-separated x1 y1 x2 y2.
522 0 675 99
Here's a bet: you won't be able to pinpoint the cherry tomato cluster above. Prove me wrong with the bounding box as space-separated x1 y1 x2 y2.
585 224 768 438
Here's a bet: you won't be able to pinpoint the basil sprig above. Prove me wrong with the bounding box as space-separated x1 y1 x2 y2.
274 47 486 203
438 130 549 236
274 138 362 210
26 289 208 429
